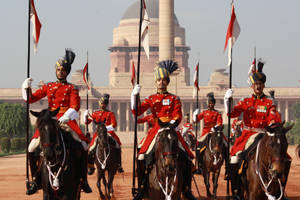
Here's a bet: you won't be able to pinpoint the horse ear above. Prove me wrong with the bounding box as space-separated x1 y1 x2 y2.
265 125 274 133
51 107 60 117
283 123 294 134
157 118 165 128
30 110 40 118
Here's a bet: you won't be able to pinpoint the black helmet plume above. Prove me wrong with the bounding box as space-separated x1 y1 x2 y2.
99 93 110 105
207 92 216 104
55 49 76 75
249 58 266 84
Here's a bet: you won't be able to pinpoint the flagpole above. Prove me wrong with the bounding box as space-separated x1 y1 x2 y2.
132 0 143 197
85 51 90 139
195 63 199 169
226 47 232 200
254 46 256 69
25 0 31 191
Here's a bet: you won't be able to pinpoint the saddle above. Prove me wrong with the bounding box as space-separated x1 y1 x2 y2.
238 133 264 174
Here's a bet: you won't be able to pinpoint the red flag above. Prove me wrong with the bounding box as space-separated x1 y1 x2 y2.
193 63 199 98
131 61 136 86
83 63 90 89
30 0 42 53
224 4 240 65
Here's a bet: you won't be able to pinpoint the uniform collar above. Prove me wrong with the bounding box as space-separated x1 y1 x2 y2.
252 93 265 99
56 80 67 84
156 90 168 94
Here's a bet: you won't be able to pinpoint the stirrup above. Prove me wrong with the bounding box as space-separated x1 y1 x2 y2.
26 181 38 195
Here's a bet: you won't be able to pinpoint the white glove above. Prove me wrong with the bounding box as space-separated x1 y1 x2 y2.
81 141 88 151
132 84 141 96
22 78 33 89
58 115 70 124
193 109 199 122
58 108 79 124
22 78 33 100
83 110 89 123
106 125 115 132
131 84 141 110
224 89 233 114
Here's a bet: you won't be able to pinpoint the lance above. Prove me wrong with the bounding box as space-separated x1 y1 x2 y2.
194 62 199 169
132 0 144 197
25 0 31 191
85 51 90 139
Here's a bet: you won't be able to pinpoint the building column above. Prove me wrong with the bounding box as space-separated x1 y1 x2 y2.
117 102 121 132
126 102 130 132
277 100 281 112
189 102 193 122
285 101 289 122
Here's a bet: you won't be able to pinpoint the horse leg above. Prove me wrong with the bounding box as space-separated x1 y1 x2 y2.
102 171 108 199
107 171 116 199
212 171 220 200
203 170 212 198
97 170 105 199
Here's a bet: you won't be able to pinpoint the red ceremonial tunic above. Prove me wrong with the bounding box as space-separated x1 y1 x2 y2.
86 109 121 146
137 114 155 144
132 92 194 159
195 109 223 137
229 94 282 156
28 81 89 143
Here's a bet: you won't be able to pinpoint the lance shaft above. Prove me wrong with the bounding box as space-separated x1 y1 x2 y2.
132 0 143 197
85 52 89 136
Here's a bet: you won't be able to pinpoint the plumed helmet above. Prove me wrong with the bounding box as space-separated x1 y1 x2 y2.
249 59 266 84
154 60 178 81
55 49 76 75
99 93 110 105
184 113 190 119
207 92 216 104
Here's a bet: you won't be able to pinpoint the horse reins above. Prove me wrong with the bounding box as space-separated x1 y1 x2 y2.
45 128 67 191
255 137 283 200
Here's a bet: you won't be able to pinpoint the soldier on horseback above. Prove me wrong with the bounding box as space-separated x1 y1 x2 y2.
131 60 196 200
192 92 229 178
224 60 290 200
22 49 92 195
180 113 197 149
83 93 124 175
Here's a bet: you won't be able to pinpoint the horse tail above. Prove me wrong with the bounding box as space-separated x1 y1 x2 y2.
296 144 300 158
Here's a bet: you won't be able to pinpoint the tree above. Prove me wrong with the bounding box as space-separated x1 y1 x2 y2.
292 102 300 119
0 103 28 138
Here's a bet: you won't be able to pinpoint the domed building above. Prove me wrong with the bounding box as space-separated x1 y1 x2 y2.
109 0 190 88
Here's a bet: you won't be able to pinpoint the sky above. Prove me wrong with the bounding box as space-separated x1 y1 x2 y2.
1 0 299 89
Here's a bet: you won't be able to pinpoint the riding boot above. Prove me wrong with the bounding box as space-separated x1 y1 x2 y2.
87 149 96 175
26 152 41 195
80 151 92 193
194 149 203 175
116 147 124 173
134 160 147 200
223 146 230 180
183 159 197 200
229 163 243 200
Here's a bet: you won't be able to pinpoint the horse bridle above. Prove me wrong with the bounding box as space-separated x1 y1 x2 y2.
156 127 178 200
96 127 111 170
255 133 284 200
208 130 223 166
44 128 67 191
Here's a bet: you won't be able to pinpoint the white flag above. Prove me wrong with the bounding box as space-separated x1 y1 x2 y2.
141 0 150 59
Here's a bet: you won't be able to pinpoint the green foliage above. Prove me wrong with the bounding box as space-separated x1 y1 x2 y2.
285 120 300 145
292 102 300 119
0 103 29 138
10 137 26 151
0 137 11 153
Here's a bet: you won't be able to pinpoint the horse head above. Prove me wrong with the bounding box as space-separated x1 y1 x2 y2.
156 119 179 173
263 122 293 179
30 108 60 163
210 125 224 154
94 120 108 148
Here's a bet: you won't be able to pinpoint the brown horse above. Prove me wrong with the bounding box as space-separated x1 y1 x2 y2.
30 109 82 200
244 122 293 200
200 125 225 200
148 120 183 200
94 121 119 200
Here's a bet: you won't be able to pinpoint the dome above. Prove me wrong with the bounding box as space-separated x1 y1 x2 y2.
121 0 179 25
